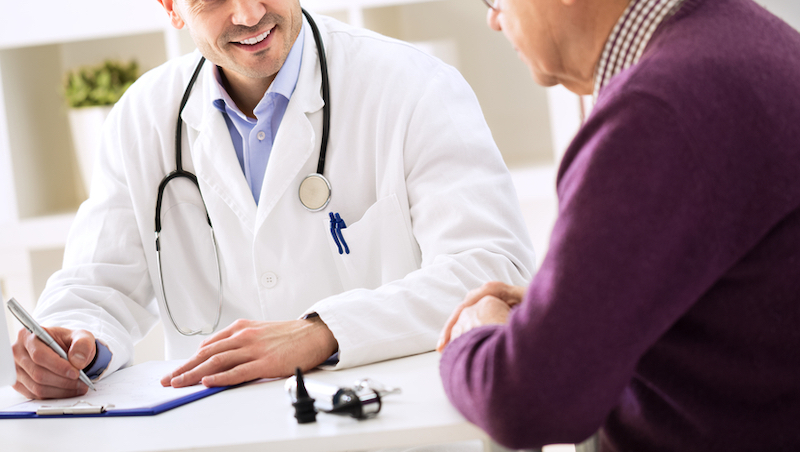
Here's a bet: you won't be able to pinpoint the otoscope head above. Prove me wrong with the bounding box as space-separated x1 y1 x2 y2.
292 367 317 424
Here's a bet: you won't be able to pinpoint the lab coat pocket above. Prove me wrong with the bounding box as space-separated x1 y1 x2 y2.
325 194 419 291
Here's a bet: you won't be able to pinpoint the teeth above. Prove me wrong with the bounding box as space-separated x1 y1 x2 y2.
239 30 270 45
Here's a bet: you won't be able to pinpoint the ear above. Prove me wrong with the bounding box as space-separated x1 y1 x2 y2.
157 0 186 29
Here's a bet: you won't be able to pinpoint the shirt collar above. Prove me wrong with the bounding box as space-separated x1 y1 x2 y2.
593 0 686 99
211 21 306 117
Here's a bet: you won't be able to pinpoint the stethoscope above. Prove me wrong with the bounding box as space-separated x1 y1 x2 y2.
155 9 331 336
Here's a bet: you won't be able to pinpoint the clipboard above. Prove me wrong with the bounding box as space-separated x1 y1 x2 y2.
0 360 237 419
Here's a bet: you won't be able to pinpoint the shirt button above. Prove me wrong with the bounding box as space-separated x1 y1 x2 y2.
260 272 278 289
257 131 266 141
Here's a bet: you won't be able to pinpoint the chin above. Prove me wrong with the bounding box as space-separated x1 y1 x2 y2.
520 58 557 87
529 68 591 95
529 70 560 88
558 78 593 96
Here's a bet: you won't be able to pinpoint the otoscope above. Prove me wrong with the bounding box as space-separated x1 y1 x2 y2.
286 370 400 421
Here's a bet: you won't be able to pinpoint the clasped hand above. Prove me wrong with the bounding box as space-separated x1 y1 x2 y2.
161 317 338 388
436 281 526 352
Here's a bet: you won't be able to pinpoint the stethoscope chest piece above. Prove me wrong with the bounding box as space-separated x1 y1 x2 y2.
299 173 332 211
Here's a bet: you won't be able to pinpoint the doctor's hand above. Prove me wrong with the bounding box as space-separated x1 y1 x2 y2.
436 281 526 352
12 327 97 399
161 317 339 388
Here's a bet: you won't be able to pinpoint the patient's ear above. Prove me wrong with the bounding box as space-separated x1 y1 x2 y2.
158 0 186 29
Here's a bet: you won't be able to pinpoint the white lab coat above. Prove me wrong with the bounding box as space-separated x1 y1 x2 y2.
36 14 535 376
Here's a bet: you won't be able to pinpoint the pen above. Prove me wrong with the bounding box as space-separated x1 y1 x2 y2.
6 297 96 391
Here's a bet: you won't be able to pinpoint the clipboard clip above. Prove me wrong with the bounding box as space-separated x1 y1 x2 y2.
36 400 114 416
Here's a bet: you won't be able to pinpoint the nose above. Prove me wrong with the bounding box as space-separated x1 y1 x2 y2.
231 0 265 27
487 8 501 32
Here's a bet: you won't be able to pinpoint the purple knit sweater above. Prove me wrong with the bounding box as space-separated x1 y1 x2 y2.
440 0 800 450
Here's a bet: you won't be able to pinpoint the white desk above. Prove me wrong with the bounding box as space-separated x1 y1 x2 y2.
0 352 488 452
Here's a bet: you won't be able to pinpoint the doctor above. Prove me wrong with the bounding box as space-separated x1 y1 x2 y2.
11 0 534 399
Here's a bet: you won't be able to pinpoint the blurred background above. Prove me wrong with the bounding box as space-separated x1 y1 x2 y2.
0 0 798 364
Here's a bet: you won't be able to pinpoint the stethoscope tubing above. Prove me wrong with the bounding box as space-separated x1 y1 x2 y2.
303 8 330 175
155 54 209 234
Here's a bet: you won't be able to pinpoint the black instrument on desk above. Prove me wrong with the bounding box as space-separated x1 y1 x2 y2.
286 372 401 420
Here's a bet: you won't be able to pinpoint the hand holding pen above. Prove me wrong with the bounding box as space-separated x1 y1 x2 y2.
6 298 98 399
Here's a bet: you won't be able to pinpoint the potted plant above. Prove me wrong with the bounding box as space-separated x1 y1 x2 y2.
63 60 139 195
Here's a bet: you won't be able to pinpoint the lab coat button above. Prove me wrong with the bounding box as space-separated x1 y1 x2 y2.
260 272 278 289
257 131 266 141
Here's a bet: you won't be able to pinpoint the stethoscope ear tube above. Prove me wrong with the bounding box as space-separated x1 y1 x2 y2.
155 171 210 232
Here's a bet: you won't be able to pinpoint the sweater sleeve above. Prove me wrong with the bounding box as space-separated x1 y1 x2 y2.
439 90 770 448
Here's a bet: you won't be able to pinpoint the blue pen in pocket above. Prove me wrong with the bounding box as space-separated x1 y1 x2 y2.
329 212 350 255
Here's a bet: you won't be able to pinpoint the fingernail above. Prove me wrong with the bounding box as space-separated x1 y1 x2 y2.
67 369 78 379
74 353 86 364
171 375 183 386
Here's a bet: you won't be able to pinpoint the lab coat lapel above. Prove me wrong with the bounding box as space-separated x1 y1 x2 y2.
254 20 325 231
182 62 258 234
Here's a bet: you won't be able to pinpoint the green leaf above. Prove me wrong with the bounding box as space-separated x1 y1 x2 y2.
63 60 140 108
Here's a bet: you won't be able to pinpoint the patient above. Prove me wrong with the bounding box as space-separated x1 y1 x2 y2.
438 0 800 450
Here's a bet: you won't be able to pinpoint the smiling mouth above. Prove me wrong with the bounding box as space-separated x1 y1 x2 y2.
238 29 271 46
